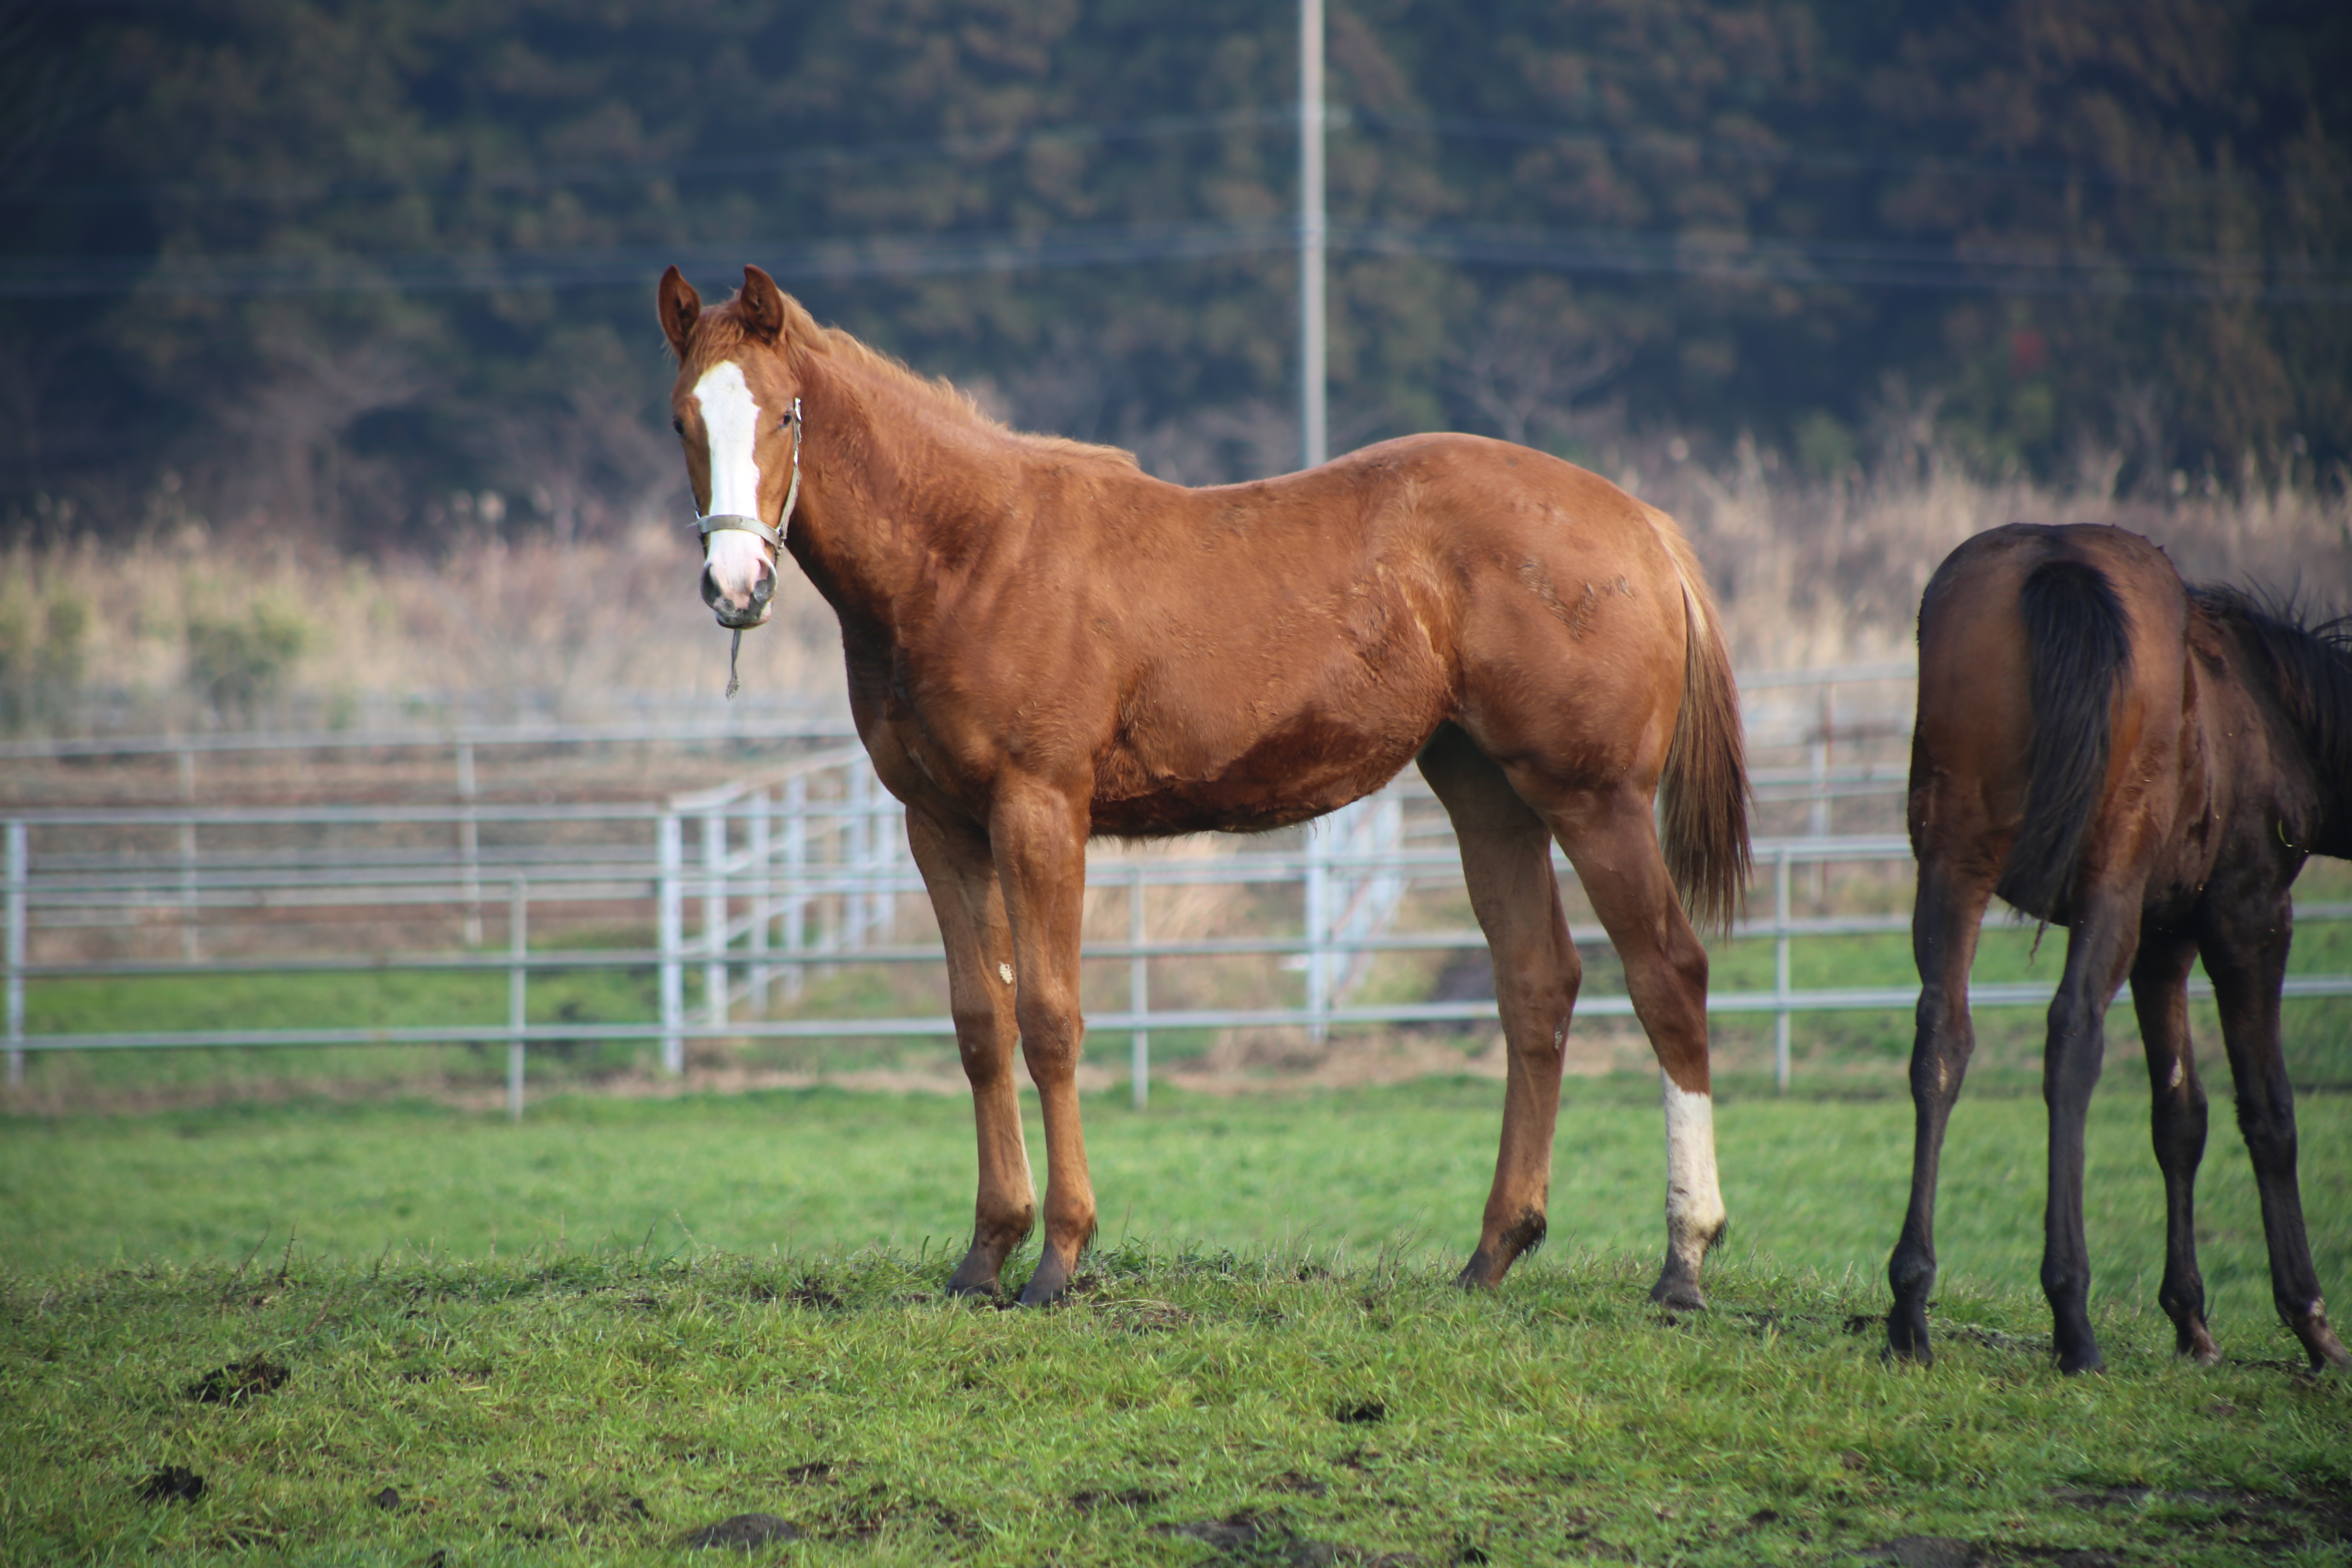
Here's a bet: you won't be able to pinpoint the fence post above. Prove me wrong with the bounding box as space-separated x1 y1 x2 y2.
1303 819 1330 1043
177 747 199 961
1774 841 1793 1094
5 820 24 1090
1130 862 1149 1111
748 787 772 1016
783 772 806 1000
508 876 527 1123
1811 687 1833 901
457 739 483 946
704 806 729 1027
853 765 882 947
659 811 684 1074
817 769 842 962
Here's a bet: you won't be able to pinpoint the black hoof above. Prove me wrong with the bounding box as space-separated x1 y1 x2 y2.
1885 1314 1933 1365
1015 1255 1074 1308
2055 1345 2107 1376
1649 1272 1706 1312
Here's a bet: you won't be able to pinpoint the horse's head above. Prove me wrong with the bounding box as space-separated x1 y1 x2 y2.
659 263 806 630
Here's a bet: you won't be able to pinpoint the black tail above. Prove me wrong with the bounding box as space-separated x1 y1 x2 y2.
1996 559 2132 920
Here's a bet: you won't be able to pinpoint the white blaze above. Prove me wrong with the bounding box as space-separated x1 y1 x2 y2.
693 361 771 590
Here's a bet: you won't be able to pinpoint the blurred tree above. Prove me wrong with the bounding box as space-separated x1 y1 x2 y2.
0 0 2343 546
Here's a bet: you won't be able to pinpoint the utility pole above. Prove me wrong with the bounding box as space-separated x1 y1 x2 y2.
1298 0 1327 472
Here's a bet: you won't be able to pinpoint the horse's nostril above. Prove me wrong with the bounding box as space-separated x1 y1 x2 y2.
700 567 725 609
751 564 775 606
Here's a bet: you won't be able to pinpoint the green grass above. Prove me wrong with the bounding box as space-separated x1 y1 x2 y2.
7 1082 2352 1563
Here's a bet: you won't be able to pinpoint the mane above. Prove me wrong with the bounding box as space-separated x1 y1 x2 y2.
2191 582 2352 824
698 288 1139 470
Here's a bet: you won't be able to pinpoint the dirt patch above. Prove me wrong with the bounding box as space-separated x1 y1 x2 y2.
136 1466 205 1504
186 1354 290 1404
1859 1539 1986 1568
1151 1512 1419 1565
679 1512 803 1550
783 1277 846 1312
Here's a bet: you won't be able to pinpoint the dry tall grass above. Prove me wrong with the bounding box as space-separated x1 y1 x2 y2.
4 447 2345 737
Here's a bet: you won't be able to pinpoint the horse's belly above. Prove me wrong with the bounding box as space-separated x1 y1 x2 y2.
1089 704 1432 837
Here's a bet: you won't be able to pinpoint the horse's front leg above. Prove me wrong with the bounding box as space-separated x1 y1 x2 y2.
1417 728 1580 1290
2130 932 2219 1362
2039 889 2141 1374
991 780 1097 1307
1887 852 1995 1364
905 806 1034 1299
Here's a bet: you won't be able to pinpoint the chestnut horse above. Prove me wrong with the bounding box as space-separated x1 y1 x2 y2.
1889 522 2352 1372
660 265 1750 1307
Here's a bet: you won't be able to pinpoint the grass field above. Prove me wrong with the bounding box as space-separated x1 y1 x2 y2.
7 1079 2352 1564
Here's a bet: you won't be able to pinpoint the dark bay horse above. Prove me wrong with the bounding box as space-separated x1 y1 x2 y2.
1890 522 2352 1373
660 265 1750 1307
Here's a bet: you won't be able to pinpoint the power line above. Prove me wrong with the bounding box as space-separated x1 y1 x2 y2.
0 109 1292 208
2 105 2312 209
1354 111 2327 194
3 220 2343 303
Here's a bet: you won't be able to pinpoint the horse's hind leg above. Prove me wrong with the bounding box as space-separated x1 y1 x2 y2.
2202 898 2352 1370
2130 932 2219 1362
1887 851 1996 1364
904 807 1035 1298
1538 782 1724 1309
1419 726 1581 1290
2038 889 2143 1374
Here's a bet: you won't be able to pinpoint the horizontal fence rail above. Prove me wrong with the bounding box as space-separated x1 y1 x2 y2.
7 664 2348 1111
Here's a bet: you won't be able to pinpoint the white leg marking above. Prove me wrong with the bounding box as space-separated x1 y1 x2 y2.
693 361 772 592
2168 1058 2185 1091
1663 1075 1727 1261
998 962 1014 984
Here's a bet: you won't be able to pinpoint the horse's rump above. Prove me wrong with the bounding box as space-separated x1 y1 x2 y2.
1998 558 2134 919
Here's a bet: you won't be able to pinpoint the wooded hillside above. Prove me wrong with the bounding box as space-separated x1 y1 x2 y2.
3 0 2346 551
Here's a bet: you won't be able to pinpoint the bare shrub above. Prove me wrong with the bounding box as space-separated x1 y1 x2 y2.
12 447 2346 738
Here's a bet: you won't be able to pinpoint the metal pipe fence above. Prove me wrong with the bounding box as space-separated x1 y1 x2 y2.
7 666 2347 1108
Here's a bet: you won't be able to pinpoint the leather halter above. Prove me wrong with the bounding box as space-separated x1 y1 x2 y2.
695 396 802 554
696 395 800 701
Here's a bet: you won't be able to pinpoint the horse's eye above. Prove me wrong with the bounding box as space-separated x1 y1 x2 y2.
671 416 685 435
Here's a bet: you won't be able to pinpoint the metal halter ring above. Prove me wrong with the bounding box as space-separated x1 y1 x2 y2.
692 396 802 553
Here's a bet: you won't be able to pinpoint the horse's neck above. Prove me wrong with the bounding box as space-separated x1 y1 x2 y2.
791 354 1014 632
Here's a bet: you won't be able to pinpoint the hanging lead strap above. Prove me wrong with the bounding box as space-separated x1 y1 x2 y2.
726 629 744 701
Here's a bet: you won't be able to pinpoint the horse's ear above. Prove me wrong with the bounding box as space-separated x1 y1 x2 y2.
739 265 788 345
657 266 701 361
